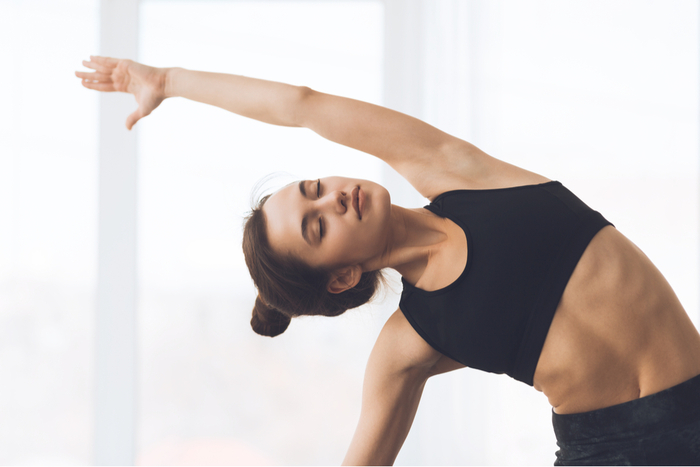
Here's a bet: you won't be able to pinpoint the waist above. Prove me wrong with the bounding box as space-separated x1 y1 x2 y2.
552 372 700 442
534 226 700 414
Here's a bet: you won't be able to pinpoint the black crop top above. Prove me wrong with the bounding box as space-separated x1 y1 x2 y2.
399 181 612 386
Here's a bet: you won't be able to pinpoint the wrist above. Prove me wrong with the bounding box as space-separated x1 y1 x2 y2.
162 67 182 99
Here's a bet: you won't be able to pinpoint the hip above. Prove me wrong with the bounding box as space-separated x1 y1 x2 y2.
552 372 700 466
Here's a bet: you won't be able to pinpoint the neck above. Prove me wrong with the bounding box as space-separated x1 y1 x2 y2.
361 204 449 284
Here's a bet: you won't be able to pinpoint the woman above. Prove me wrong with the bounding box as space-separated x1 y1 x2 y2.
76 56 700 465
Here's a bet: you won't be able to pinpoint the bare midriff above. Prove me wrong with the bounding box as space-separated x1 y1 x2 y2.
533 226 700 415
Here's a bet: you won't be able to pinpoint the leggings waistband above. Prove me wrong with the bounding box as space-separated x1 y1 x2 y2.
552 373 700 443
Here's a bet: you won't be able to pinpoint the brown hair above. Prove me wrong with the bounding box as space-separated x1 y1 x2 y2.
242 194 384 337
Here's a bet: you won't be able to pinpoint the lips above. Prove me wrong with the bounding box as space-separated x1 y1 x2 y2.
351 186 362 220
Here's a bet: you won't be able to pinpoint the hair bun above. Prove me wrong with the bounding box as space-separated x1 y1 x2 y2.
251 295 291 337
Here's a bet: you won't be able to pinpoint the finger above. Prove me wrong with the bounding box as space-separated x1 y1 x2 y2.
89 55 121 67
81 59 110 73
126 109 143 130
81 79 116 92
75 71 111 82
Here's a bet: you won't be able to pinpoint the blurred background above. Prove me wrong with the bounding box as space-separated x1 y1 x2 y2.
0 0 698 464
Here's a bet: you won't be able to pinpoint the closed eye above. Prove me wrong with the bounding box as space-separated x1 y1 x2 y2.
317 180 324 239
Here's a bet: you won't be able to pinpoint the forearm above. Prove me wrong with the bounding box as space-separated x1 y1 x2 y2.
342 378 426 466
164 67 307 127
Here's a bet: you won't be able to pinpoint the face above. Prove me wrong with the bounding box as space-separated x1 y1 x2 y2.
262 176 392 272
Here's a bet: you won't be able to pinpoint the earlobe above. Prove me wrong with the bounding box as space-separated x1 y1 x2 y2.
327 265 362 294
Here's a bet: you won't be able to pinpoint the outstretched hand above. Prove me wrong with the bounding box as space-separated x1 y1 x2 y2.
76 56 168 130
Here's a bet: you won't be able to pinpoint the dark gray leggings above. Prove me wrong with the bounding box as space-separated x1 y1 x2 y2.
552 373 700 466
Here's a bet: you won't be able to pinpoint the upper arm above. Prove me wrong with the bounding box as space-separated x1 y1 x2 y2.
297 89 474 196
298 89 549 199
342 310 444 465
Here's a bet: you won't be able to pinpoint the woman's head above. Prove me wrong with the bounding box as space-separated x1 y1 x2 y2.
243 176 391 337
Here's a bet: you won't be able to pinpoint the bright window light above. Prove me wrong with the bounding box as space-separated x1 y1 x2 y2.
137 2 384 464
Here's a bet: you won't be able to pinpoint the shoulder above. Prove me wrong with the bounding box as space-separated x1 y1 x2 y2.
408 140 551 201
369 309 467 379
368 309 443 378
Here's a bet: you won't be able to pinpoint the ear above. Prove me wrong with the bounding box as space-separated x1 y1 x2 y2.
326 265 363 294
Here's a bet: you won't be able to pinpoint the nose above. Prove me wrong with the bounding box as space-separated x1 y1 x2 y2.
318 190 348 215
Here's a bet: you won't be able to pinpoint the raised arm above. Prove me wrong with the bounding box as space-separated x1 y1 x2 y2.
166 66 497 199
77 57 547 197
76 56 305 129
166 71 512 198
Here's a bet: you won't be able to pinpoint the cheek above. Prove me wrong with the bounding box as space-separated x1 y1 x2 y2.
335 227 359 253
342 218 382 255
326 223 366 265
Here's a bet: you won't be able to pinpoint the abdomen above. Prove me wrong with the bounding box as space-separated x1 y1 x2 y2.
534 226 700 414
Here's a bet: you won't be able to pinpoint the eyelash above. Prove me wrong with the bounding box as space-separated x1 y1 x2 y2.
316 179 323 239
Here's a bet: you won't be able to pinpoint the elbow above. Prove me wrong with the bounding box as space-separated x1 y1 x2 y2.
298 85 315 99
292 85 316 127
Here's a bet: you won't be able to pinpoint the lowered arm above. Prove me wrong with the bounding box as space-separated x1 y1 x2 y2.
343 362 427 466
343 309 465 465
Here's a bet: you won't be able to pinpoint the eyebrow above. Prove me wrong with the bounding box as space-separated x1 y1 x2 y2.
299 181 312 245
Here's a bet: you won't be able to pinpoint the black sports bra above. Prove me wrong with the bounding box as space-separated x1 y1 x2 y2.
399 181 612 386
